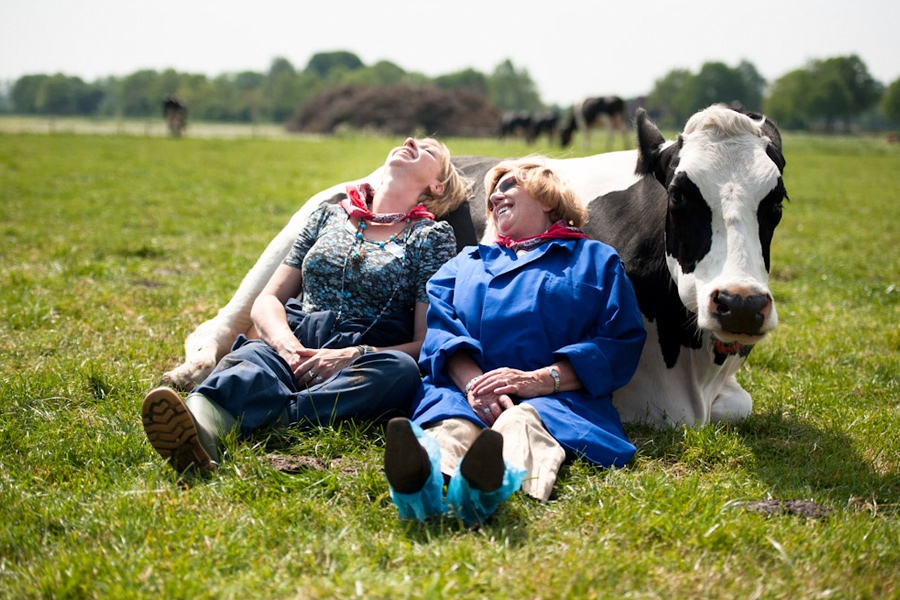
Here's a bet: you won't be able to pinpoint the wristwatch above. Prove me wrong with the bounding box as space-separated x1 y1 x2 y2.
547 366 560 393
356 344 375 356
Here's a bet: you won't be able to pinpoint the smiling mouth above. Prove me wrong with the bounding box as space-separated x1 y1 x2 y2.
495 205 511 216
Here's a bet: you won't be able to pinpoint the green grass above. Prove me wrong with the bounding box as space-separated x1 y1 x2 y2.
1 124 898 598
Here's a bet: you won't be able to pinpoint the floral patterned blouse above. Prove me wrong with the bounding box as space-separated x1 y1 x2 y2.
283 200 457 321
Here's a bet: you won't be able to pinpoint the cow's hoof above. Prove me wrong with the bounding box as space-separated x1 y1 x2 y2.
159 369 194 392
160 361 214 392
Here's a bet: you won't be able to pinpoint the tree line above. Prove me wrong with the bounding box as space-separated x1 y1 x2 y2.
4 52 541 126
3 50 899 132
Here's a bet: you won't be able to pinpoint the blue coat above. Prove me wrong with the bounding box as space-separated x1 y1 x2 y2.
412 238 647 468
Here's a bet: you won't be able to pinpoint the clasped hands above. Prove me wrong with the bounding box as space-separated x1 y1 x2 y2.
466 367 547 426
277 342 359 387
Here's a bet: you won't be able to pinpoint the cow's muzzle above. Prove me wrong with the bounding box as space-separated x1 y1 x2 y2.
710 289 773 336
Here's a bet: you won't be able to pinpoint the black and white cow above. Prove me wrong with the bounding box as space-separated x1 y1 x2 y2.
560 95 629 150
498 111 533 141
163 104 787 428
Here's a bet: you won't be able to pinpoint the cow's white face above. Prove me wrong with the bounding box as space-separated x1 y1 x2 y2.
662 109 786 352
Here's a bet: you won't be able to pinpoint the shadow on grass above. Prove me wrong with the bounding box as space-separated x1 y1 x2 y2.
627 408 900 514
735 409 900 511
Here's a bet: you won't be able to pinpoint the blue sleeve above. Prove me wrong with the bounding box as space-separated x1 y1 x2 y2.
418 251 484 385
556 255 647 400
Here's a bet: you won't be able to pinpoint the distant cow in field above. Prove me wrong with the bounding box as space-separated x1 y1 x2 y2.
163 96 187 138
498 110 559 145
528 110 559 144
498 111 533 142
164 104 787 428
560 95 629 151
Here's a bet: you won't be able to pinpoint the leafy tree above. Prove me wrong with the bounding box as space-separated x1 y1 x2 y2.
234 71 265 91
487 59 542 111
11 74 48 113
647 61 766 127
118 70 160 117
767 55 882 131
263 58 303 122
305 51 364 79
881 77 900 123
268 57 296 79
811 55 882 129
646 68 691 127
686 62 748 108
338 60 408 87
736 60 766 111
765 68 815 129
434 68 489 97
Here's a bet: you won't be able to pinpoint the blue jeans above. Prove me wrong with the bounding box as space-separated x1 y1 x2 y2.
193 338 422 437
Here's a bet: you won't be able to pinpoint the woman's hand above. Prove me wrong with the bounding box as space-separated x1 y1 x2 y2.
469 367 557 425
468 387 514 426
471 367 549 400
294 347 359 387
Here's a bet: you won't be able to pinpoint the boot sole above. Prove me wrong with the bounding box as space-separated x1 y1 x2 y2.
384 418 431 494
142 387 216 473
460 428 504 492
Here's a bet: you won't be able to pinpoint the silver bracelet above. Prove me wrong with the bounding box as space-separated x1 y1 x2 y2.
464 375 481 396
355 344 375 356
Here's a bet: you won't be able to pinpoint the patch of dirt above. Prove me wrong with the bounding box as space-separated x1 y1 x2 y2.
734 499 832 519
266 453 364 476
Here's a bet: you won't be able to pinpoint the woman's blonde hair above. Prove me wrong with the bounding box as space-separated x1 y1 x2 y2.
417 137 474 219
484 157 586 227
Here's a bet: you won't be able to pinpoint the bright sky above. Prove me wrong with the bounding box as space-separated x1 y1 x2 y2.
2 0 898 106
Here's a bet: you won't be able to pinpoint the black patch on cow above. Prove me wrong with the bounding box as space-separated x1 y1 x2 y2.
451 155 501 243
666 173 713 274
766 143 786 174
757 178 786 271
585 178 702 369
442 204 478 251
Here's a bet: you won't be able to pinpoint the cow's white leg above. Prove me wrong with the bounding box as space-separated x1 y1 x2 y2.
709 374 752 424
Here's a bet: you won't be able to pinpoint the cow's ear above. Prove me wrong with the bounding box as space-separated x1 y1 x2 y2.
766 143 786 174
635 108 679 184
762 117 786 173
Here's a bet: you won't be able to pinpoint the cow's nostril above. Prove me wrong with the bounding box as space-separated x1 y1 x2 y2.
711 290 770 334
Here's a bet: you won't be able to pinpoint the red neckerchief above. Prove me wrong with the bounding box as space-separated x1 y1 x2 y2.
496 220 589 251
340 183 435 223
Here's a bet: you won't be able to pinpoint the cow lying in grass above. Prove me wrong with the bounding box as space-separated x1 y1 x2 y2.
163 105 787 427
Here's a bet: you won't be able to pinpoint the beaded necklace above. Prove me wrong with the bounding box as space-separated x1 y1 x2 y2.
336 217 414 335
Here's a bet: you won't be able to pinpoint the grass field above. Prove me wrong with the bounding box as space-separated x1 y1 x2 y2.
1 120 899 598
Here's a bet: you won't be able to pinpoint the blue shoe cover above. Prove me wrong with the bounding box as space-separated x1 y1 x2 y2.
388 421 445 522
445 460 526 525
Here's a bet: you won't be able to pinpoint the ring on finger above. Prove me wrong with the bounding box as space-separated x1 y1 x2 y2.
309 370 316 379
482 407 491 415
315 375 324 383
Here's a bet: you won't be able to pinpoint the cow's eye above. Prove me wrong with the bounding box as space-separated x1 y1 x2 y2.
669 188 684 206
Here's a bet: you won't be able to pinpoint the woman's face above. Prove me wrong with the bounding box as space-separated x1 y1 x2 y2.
489 173 553 239
385 138 445 192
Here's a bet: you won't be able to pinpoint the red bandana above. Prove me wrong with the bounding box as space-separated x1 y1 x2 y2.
495 220 589 251
340 184 435 223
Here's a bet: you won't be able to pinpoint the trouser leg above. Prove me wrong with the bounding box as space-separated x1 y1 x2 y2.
424 418 480 477
492 404 566 502
286 350 421 427
192 339 294 437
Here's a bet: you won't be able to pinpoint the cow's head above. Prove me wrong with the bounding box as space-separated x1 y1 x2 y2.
635 105 787 353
